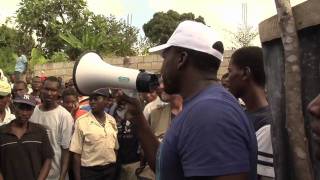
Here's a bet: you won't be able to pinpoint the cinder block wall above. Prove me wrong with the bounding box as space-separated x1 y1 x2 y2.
34 50 233 82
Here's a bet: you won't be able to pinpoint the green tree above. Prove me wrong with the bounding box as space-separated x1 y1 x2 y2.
0 24 34 74
50 52 69 63
16 0 139 59
59 15 139 59
135 36 156 56
16 0 90 57
143 10 205 45
29 48 47 70
86 15 138 57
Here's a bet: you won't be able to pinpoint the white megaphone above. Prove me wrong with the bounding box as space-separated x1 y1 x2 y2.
73 52 159 96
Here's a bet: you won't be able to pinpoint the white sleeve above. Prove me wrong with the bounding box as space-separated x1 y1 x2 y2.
143 104 151 120
256 125 275 178
69 120 83 154
59 110 75 149
22 55 27 63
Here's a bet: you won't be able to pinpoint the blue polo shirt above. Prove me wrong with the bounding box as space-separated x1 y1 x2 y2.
156 84 257 180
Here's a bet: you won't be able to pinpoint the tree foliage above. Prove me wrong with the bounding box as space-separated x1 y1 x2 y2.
29 48 47 69
16 0 88 56
135 36 156 56
143 10 205 45
50 52 69 63
0 24 34 74
16 0 139 60
228 24 259 48
59 15 138 60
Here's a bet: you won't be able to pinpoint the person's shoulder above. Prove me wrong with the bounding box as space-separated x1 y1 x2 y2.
57 105 70 112
29 122 48 133
77 112 91 122
105 113 116 123
76 112 94 128
189 96 239 113
0 123 10 133
32 105 40 112
181 90 248 126
152 103 170 114
190 85 236 105
31 106 44 117
75 109 88 120
57 105 73 116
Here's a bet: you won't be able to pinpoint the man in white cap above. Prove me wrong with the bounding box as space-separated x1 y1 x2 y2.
0 80 15 126
119 20 257 180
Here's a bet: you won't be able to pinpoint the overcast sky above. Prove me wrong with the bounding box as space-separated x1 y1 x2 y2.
0 0 306 48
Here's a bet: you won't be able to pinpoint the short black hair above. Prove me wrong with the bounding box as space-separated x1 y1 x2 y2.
32 76 41 80
14 80 27 89
231 46 266 87
44 76 62 89
62 88 79 100
175 41 224 74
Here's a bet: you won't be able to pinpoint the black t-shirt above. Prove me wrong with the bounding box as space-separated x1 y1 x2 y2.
0 122 54 180
112 107 140 164
246 106 272 132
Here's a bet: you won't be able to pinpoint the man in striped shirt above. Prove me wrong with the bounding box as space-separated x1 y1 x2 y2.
0 94 53 180
227 46 275 180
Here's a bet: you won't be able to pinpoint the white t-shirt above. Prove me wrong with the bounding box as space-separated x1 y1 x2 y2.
0 107 15 126
30 105 74 180
257 125 274 178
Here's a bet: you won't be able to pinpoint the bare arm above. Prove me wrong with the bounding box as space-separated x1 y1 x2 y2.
131 113 159 171
59 148 70 180
37 159 52 180
73 153 81 180
0 172 4 180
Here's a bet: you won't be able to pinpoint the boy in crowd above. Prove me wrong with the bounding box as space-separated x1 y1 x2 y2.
62 88 87 120
30 76 74 180
12 80 28 98
31 76 43 104
0 94 53 180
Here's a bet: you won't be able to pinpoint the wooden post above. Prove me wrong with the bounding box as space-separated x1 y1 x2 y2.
274 0 314 179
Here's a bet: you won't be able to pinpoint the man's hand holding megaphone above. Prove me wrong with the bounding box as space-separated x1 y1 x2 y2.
116 92 144 123
117 93 159 172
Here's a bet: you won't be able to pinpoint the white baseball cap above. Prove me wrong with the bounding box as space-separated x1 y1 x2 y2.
149 20 223 61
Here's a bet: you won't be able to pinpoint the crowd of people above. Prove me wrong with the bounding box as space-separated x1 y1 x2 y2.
0 71 184 180
0 20 319 180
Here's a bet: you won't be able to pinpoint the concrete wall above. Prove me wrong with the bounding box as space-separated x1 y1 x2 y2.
34 50 234 81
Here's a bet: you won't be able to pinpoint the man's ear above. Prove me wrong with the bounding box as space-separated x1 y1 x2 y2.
242 67 251 80
177 51 188 70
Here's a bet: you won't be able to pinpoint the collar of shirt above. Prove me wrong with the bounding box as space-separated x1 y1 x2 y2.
88 111 115 128
2 121 38 135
